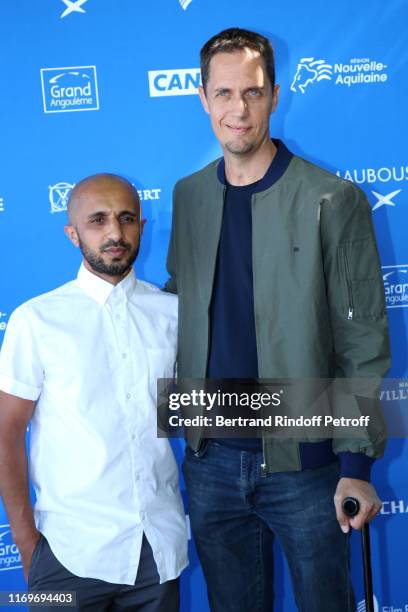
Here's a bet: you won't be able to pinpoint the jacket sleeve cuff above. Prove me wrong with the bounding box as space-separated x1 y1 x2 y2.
338 452 375 482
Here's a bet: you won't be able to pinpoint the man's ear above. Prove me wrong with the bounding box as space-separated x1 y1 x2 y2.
140 219 147 235
64 224 79 248
198 85 210 114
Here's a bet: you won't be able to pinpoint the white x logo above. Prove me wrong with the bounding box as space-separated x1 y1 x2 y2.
60 0 88 18
371 189 402 211
179 0 193 9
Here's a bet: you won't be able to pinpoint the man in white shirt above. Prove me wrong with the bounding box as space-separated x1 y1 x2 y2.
0 174 188 611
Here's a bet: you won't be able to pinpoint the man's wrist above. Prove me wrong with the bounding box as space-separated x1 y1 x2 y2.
11 526 40 550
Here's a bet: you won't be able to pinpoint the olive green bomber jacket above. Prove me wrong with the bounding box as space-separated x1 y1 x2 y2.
165 153 391 474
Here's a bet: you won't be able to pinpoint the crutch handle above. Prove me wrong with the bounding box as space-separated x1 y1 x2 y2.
343 496 360 517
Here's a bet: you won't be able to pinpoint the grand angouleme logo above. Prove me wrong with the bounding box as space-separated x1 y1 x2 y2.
382 265 408 309
291 57 388 94
0 525 22 572
148 68 201 97
40 66 99 113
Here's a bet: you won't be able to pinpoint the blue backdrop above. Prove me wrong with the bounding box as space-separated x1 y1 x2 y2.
0 1 407 610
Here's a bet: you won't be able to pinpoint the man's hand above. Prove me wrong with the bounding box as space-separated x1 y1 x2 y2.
16 529 42 582
334 477 382 533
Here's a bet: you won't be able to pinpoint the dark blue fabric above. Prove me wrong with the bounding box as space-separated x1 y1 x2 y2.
28 534 179 611
183 443 355 612
338 451 374 482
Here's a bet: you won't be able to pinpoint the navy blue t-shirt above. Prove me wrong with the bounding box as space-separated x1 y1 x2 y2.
207 140 293 450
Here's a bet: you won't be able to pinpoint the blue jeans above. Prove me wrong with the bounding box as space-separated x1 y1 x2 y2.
183 441 354 612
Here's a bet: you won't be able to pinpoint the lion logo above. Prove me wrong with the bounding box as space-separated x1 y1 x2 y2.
291 58 333 94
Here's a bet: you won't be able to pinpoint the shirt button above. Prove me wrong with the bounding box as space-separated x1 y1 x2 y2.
122 352 127 359
126 393 131 400
140 511 146 520
134 473 140 482
131 434 136 440
115 314 121 321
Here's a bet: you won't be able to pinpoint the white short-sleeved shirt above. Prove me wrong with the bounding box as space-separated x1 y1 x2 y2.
0 264 188 585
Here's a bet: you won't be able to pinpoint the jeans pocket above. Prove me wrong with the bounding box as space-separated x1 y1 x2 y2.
27 534 44 587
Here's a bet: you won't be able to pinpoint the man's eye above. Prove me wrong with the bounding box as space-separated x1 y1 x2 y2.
216 90 229 97
120 215 135 223
91 217 104 223
248 89 261 97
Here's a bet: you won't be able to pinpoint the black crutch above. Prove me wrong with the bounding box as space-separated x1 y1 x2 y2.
342 496 374 612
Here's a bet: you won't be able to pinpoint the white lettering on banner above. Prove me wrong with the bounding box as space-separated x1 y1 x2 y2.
380 388 408 402
382 265 408 308
0 197 4 212
0 311 7 333
336 166 408 185
48 183 161 213
0 525 22 572
148 68 201 97
291 57 388 94
41 66 99 113
137 189 162 201
381 500 408 515
60 0 88 19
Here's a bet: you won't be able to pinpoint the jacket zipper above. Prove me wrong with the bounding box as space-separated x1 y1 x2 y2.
251 191 267 477
342 249 354 320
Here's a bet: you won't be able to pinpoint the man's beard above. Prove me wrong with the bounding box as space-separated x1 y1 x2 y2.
78 236 139 277
224 139 255 156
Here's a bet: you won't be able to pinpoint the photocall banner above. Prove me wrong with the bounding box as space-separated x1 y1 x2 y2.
0 1 407 610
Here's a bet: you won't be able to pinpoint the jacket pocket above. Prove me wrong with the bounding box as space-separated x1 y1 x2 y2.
338 237 386 321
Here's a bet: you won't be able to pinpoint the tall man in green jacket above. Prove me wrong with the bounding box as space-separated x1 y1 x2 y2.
166 28 390 612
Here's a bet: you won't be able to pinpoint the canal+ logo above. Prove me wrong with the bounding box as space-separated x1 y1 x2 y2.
148 68 201 97
0 525 21 572
40 66 99 113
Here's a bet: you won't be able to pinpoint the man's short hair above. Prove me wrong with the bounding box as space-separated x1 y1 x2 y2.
200 27 275 93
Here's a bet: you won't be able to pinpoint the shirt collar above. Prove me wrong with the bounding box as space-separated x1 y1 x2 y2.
76 263 137 306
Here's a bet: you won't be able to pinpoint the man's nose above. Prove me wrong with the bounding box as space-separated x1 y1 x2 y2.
229 94 249 116
106 218 124 241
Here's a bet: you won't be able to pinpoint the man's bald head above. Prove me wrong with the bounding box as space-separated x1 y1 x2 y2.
64 173 144 285
67 173 140 226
